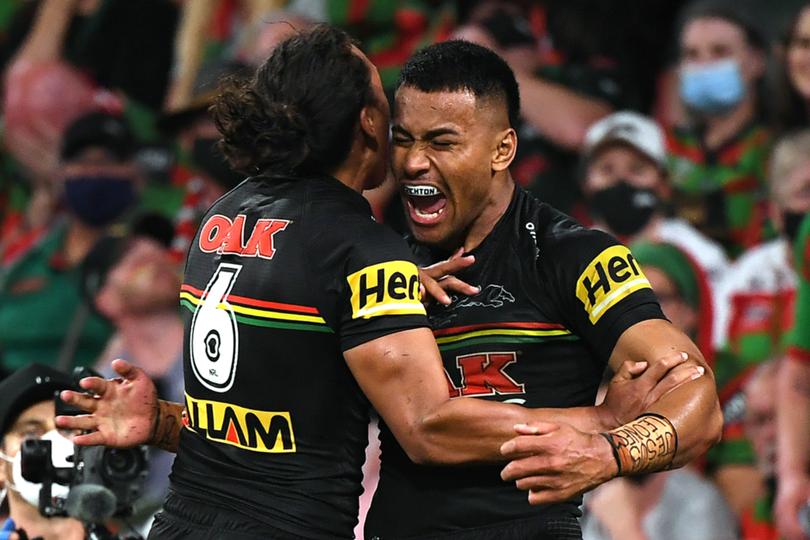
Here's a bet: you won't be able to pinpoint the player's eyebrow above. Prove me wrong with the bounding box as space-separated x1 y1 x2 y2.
391 125 461 138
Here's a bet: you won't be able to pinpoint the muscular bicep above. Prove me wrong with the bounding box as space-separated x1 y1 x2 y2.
608 318 708 374
344 327 449 458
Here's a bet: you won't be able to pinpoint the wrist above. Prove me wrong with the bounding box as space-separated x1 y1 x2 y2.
148 399 164 446
600 413 678 476
594 403 621 432
595 432 620 481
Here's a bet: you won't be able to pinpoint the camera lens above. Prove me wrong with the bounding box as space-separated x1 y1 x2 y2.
20 439 51 483
101 448 145 483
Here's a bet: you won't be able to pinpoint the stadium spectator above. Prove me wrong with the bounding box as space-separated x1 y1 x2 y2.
741 360 780 540
0 0 178 111
667 2 772 258
581 111 729 290
776 211 810 540
0 364 84 540
0 111 142 374
166 0 284 112
631 241 716 366
81 218 182 532
581 465 737 540
773 2 810 133
709 129 810 517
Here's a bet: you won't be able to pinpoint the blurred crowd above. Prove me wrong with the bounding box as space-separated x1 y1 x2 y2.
0 0 809 538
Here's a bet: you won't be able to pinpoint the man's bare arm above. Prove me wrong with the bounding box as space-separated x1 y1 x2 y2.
500 319 723 504
604 319 722 468
344 326 699 465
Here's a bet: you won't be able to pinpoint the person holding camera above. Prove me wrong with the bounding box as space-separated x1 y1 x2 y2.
0 363 83 540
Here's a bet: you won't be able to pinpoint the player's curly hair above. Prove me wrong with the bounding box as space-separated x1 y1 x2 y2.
211 24 372 176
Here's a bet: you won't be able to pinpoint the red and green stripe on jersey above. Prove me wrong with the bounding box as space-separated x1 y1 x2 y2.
666 123 773 258
787 213 810 363
432 321 577 353
179 284 333 334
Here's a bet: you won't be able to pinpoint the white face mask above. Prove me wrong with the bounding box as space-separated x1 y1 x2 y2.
0 430 73 508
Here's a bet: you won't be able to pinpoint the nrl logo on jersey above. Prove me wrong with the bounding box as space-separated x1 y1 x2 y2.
198 214 289 259
576 245 651 324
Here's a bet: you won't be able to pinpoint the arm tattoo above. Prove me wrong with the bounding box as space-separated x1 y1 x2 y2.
150 400 184 452
600 413 678 476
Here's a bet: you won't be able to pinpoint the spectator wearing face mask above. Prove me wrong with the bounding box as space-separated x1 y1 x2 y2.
706 130 810 519
581 111 729 293
0 363 85 540
667 1 773 259
0 112 142 373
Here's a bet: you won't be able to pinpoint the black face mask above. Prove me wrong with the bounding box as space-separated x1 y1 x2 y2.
191 137 244 189
590 181 660 237
783 210 807 245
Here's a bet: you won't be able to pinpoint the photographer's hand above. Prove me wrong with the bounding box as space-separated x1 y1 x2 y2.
55 359 183 452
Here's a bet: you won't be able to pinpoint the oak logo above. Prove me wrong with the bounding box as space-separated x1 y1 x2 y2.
184 394 295 453
346 260 426 319
576 245 651 324
199 214 289 259
445 352 524 398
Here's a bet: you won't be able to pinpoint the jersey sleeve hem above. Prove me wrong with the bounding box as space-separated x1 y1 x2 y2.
340 315 429 353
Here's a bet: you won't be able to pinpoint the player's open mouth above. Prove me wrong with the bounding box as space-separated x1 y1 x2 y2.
403 184 447 226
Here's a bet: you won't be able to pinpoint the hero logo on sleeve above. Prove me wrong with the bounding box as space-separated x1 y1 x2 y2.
576 245 651 324
347 260 426 319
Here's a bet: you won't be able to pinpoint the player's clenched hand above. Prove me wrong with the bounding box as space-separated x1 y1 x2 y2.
599 351 704 428
499 422 618 505
419 248 480 306
55 359 157 448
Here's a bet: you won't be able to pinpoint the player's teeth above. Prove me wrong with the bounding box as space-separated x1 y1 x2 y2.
414 207 445 219
404 185 441 197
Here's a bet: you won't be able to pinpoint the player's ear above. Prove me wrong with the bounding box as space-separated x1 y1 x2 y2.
492 128 517 172
359 100 382 141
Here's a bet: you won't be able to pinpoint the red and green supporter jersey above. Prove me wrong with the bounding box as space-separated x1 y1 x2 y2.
787 213 810 363
667 122 773 258
709 240 796 469
328 0 456 90
741 492 777 540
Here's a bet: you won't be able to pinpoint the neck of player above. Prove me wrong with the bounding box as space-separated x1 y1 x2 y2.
461 174 516 253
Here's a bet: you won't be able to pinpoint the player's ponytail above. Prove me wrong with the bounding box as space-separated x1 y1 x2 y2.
211 24 372 177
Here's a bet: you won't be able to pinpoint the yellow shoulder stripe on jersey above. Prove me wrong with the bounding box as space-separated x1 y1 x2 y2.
347 260 426 319
184 394 296 453
575 245 651 324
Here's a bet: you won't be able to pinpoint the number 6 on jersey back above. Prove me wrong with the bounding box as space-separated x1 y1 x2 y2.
189 263 242 392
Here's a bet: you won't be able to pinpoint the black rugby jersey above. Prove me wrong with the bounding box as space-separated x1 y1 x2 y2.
171 175 428 539
366 187 666 538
